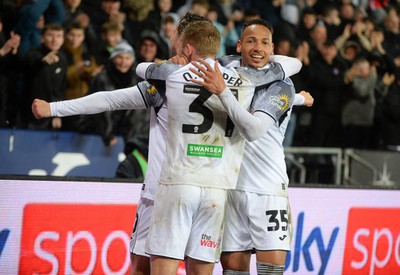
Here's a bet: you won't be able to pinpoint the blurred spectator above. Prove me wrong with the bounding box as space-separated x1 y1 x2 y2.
280 0 300 27
135 30 166 64
145 0 177 34
307 41 347 147
20 23 67 130
342 56 378 148
0 19 20 127
295 7 318 42
79 42 149 146
189 0 210 17
339 1 356 29
115 136 149 179
61 22 101 131
159 13 180 57
367 26 396 77
171 0 187 13
371 70 396 149
94 21 128 66
307 20 329 59
11 0 65 126
207 5 239 58
232 8 260 41
89 0 134 46
368 0 390 24
273 1 297 45
340 40 362 67
63 0 97 51
362 16 376 40
0 1 19 37
291 40 314 146
123 0 154 22
212 0 239 26
382 9 400 61
320 3 342 40
177 0 210 17
381 70 400 151
13 0 64 55
335 16 371 54
123 0 154 47
247 0 282 25
63 22 100 100
366 25 398 148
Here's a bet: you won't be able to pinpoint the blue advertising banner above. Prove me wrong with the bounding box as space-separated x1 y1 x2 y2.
0 129 124 177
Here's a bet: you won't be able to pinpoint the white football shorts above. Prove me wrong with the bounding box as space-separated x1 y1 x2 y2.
129 197 154 257
222 189 292 252
145 183 227 262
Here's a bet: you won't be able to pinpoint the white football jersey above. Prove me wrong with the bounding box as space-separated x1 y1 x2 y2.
220 56 296 196
239 79 295 196
138 58 287 189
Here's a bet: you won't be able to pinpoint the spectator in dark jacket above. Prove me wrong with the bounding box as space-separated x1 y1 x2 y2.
21 23 67 130
0 19 20 127
380 70 400 151
307 40 347 147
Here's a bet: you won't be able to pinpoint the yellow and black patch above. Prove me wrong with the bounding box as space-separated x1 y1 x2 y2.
279 94 290 111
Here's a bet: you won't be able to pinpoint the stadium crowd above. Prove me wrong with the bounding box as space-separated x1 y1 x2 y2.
0 0 400 151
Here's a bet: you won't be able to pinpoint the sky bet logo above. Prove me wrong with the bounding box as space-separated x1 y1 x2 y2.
284 212 339 274
19 204 136 275
343 208 400 275
0 229 10 259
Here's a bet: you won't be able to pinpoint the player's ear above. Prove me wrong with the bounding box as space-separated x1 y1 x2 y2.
236 40 242 54
183 43 193 57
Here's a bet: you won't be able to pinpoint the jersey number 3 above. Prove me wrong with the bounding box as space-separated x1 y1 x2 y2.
182 85 238 137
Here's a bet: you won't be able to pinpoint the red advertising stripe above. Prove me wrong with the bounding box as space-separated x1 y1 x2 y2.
19 204 137 275
343 208 400 275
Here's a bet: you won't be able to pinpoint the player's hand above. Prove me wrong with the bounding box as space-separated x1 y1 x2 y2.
299 91 314 107
32 99 51 119
189 59 226 95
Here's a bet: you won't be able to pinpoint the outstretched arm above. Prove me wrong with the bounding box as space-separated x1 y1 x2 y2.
32 85 151 119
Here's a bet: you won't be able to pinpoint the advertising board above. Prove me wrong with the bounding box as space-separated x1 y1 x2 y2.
1 180 399 274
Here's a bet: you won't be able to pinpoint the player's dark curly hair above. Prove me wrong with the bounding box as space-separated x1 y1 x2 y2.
242 19 273 36
177 12 211 35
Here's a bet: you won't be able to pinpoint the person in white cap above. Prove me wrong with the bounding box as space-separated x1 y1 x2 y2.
79 41 149 146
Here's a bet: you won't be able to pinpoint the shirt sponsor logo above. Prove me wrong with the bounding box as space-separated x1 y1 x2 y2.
342 208 400 274
268 94 289 111
187 144 223 158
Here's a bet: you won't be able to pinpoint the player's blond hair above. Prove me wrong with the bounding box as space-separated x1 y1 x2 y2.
180 20 220 58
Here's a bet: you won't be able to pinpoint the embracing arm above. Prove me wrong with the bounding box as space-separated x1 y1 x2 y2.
269 55 302 78
216 88 275 141
190 59 275 141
